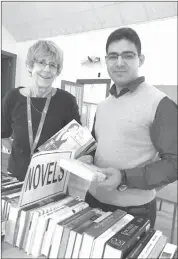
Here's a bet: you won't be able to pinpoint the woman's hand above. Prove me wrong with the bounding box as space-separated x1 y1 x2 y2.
78 155 93 165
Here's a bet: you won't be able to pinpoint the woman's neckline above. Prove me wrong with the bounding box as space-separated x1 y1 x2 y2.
18 86 58 99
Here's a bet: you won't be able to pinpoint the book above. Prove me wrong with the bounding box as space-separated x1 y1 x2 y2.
22 194 67 250
137 230 163 258
125 228 156 259
4 196 21 245
72 211 113 259
103 217 151 258
147 234 167 258
1 220 6 236
56 208 105 259
79 209 127 258
15 194 70 249
25 196 75 255
38 119 96 158
49 207 99 258
90 214 134 259
64 211 110 259
59 157 106 182
41 200 89 257
30 199 87 257
2 181 24 192
159 243 177 259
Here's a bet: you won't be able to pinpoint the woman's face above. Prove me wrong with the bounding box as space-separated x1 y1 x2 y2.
31 55 58 88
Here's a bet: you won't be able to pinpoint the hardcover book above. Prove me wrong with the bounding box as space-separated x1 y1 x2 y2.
137 230 163 258
64 211 110 259
72 211 112 259
48 206 93 258
79 209 127 258
125 228 156 259
103 217 151 258
147 234 167 258
90 214 134 259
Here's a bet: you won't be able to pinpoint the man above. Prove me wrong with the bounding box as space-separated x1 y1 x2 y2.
82 27 177 228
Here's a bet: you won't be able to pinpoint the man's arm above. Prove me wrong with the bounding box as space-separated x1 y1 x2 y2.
123 97 177 190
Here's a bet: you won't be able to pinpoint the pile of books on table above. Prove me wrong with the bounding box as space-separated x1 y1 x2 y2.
3 193 177 258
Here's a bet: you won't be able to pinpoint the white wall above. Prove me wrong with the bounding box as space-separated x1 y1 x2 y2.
15 17 177 89
2 26 17 53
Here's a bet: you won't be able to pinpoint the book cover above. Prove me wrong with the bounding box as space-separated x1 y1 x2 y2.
159 243 177 259
90 214 134 259
79 209 127 258
125 228 156 259
103 217 151 258
137 230 163 258
38 119 96 158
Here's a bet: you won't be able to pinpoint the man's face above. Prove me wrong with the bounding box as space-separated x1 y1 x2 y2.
106 39 144 86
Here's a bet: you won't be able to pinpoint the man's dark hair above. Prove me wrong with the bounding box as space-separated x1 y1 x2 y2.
106 27 142 55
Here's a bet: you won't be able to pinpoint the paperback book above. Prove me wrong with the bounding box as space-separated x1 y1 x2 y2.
38 119 96 158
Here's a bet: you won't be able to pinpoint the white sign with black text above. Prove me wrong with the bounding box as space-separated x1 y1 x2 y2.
18 150 74 207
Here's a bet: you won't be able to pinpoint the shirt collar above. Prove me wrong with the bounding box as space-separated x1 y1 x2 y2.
109 76 145 98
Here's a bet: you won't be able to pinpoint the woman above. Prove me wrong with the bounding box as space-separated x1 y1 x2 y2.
2 40 81 181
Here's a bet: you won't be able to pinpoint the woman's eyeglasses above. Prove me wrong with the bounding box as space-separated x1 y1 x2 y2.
36 60 58 71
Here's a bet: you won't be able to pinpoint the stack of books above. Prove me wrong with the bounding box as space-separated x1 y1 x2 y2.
1 172 24 237
3 192 177 258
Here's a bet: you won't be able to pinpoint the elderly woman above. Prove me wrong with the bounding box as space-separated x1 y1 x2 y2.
2 40 81 181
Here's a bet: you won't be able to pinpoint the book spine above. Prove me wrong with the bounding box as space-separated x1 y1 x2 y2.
4 206 20 245
64 211 106 259
79 209 127 258
49 207 92 258
90 214 134 259
42 201 89 257
57 209 102 259
148 235 167 258
125 229 156 259
104 217 151 258
137 230 162 258
72 212 110 259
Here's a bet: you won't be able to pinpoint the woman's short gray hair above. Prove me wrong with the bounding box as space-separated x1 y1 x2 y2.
26 40 63 75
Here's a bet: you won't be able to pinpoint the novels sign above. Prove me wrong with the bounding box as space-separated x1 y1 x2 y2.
18 150 74 207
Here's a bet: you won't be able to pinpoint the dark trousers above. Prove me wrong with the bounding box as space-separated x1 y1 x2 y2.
85 191 157 228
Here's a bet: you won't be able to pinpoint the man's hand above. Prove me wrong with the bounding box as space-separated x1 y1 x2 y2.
78 155 93 165
99 167 122 191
